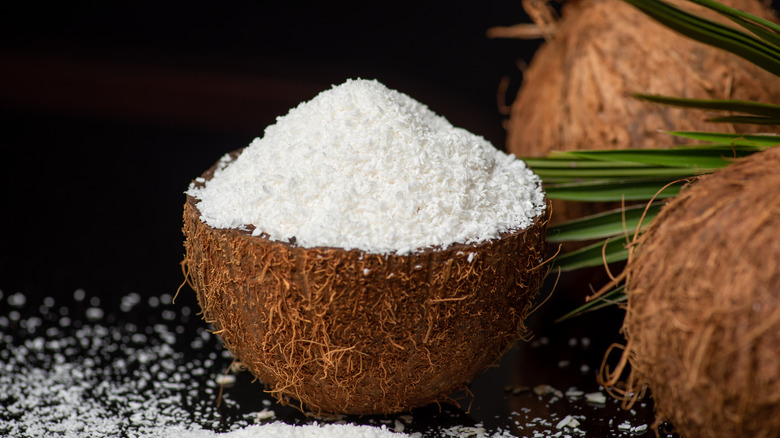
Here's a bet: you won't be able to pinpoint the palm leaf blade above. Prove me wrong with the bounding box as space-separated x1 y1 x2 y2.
533 166 698 180
553 236 631 271
545 177 686 201
707 115 780 124
623 0 780 75
555 286 628 322
547 203 662 242
685 0 780 45
558 147 751 169
523 158 651 169
634 94 780 118
668 131 780 147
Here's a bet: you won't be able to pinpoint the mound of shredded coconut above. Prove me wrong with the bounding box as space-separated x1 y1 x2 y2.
187 78 545 255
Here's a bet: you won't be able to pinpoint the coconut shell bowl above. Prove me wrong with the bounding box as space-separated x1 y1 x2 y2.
182 155 550 416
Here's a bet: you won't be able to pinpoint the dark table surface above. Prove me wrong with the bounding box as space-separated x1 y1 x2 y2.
0 264 669 437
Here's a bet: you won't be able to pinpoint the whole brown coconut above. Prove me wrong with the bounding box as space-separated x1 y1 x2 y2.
603 146 780 438
499 0 780 222
182 153 550 415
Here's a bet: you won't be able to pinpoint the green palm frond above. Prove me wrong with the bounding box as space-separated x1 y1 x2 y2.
633 95 780 122
685 0 780 45
555 286 628 323
535 0 780 320
547 203 663 243
666 131 780 146
545 177 685 202
623 0 780 75
553 235 632 271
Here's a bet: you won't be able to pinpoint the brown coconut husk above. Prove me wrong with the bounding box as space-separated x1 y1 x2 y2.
182 151 551 415
497 0 780 223
601 146 780 438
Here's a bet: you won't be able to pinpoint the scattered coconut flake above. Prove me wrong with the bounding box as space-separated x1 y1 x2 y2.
120 292 142 312
85 307 104 321
73 288 87 302
215 374 236 386
188 78 545 255
250 409 276 422
0 309 220 438
555 415 580 429
174 422 412 438
585 391 608 405
440 425 487 437
533 384 563 398
506 385 530 395
8 292 26 307
617 421 632 431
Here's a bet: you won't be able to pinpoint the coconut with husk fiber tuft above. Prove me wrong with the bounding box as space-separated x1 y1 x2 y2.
491 0 780 223
601 146 780 438
182 79 550 415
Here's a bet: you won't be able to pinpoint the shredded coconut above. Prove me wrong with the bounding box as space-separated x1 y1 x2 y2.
174 422 412 438
585 391 608 406
187 78 545 255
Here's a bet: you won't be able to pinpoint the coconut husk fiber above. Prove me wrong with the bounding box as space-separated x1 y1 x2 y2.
182 152 550 415
502 0 780 223
602 146 780 438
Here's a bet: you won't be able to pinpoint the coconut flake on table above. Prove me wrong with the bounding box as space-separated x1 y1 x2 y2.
173 422 415 438
187 78 545 255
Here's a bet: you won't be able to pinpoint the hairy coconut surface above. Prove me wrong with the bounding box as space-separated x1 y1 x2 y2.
604 147 780 438
182 153 550 415
505 0 780 222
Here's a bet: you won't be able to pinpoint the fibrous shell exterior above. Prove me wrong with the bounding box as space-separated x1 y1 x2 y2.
182 154 550 415
506 0 779 222
610 147 780 438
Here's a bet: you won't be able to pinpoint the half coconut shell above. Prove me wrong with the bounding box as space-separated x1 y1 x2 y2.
182 151 550 415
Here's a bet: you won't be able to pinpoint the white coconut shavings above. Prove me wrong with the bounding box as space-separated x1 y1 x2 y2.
555 415 581 430
174 422 413 438
188 78 545 255
0 326 209 438
584 391 608 406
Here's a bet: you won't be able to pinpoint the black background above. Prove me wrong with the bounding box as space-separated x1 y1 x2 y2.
0 1 542 306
